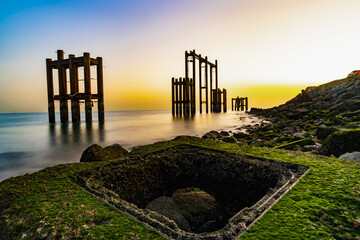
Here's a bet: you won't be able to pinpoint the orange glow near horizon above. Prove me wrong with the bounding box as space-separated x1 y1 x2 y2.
1 1 360 113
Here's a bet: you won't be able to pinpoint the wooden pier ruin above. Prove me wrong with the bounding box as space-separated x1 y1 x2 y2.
46 50 104 123
171 50 227 116
232 97 248 111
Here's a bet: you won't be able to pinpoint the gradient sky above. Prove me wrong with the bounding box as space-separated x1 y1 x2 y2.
1 0 360 112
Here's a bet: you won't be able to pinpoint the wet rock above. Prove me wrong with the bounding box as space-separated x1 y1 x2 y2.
338 152 360 162
302 145 319 152
202 131 221 140
316 125 338 141
146 196 191 232
220 131 230 137
80 144 110 162
172 188 218 233
80 144 127 162
222 136 237 143
319 130 360 157
233 132 250 140
104 144 128 159
292 131 307 140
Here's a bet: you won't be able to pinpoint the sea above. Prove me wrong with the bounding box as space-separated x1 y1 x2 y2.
0 110 261 182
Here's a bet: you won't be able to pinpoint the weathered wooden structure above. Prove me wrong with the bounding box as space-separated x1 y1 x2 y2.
172 50 227 116
46 50 104 123
232 97 248 111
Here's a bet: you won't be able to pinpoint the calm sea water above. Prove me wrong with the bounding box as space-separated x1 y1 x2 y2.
0 111 260 182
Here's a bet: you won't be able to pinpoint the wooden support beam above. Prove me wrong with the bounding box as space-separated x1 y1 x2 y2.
57 50 68 122
175 78 179 115
97 57 105 122
171 77 175 115
69 54 80 122
223 88 227 112
245 97 249 111
210 66 213 112
205 56 208 113
84 52 92 122
179 77 183 116
46 58 55 123
199 54 202 114
215 60 218 91
191 50 196 115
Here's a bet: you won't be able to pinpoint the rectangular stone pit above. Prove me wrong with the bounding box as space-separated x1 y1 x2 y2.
75 145 309 240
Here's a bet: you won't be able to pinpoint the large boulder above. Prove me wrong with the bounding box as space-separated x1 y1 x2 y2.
80 144 128 162
146 196 191 232
316 125 338 141
319 130 360 157
202 131 221 140
171 188 218 233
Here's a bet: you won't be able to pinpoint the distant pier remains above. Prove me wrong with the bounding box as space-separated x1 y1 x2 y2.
171 50 227 116
46 50 104 123
232 97 248 111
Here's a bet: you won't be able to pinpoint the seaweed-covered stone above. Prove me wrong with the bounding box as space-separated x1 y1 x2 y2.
222 136 236 143
172 188 218 232
146 196 191 232
275 138 315 150
233 132 250 140
202 131 220 140
80 143 127 162
320 130 360 157
316 125 338 141
104 144 128 159
80 144 109 162
220 131 230 137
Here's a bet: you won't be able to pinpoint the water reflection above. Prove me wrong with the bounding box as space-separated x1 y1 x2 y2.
48 121 106 147
0 111 261 182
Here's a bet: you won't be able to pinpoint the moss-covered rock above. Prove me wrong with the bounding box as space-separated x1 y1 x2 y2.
202 131 221 140
80 143 128 162
222 136 236 143
146 196 191 232
319 129 360 157
275 138 315 150
172 188 218 232
315 125 338 141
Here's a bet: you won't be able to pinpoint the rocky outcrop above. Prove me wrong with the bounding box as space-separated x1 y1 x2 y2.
247 76 360 156
80 144 128 162
319 130 360 157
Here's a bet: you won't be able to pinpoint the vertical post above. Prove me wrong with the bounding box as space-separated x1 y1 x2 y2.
46 58 55 122
185 51 189 82
57 50 68 122
171 78 175 115
236 97 240 111
210 66 213 112
175 79 179 115
223 89 227 112
84 52 92 122
191 50 196 115
215 60 218 91
179 78 183 116
69 54 80 122
205 57 208 113
199 55 202 114
241 98 244 111
245 97 249 111
97 57 105 122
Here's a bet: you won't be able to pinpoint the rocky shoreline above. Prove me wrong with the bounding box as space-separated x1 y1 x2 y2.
201 76 360 161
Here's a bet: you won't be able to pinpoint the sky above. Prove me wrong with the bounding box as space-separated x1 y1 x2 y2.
1 0 360 113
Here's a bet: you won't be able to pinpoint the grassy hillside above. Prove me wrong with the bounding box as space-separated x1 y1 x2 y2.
0 136 359 239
